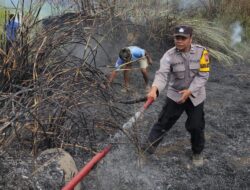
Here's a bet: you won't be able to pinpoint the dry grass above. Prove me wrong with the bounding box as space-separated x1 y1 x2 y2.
181 19 244 64
114 0 249 64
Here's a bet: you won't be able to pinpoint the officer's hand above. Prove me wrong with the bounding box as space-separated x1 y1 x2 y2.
147 86 158 100
178 89 191 104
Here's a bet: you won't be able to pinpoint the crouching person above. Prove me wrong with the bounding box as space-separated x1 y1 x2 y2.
109 46 152 92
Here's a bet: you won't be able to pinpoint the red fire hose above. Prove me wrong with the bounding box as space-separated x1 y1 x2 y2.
62 98 154 189
62 144 111 190
143 97 154 109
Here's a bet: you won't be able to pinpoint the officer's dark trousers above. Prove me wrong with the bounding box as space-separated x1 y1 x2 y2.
148 97 205 154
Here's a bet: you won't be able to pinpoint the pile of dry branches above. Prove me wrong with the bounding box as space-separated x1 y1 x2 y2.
0 5 126 156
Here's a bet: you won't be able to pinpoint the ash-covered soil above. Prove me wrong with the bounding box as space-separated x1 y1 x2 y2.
82 60 250 189
1 52 249 190
0 13 249 189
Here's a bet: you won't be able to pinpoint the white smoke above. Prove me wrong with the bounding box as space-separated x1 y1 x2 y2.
177 0 202 9
230 21 243 46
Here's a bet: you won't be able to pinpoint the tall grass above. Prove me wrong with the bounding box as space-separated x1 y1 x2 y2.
112 0 247 64
182 19 243 64
0 7 6 32
0 7 7 49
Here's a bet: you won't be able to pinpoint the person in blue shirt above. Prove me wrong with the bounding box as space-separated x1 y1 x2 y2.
5 14 20 53
109 46 152 91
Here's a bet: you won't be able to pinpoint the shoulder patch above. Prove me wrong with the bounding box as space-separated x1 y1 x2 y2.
199 49 210 72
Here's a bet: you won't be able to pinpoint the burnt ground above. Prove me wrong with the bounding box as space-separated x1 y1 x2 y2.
0 15 249 189
0 53 249 189
82 58 250 189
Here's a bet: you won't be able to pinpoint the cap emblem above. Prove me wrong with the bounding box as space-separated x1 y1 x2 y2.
179 28 184 33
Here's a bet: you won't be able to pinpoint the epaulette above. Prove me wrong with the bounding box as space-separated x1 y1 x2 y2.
193 44 206 50
167 47 176 55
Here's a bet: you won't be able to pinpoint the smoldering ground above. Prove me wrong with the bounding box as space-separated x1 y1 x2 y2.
81 57 250 190
0 2 250 190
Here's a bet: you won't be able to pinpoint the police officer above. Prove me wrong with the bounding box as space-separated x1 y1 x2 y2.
144 25 210 166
